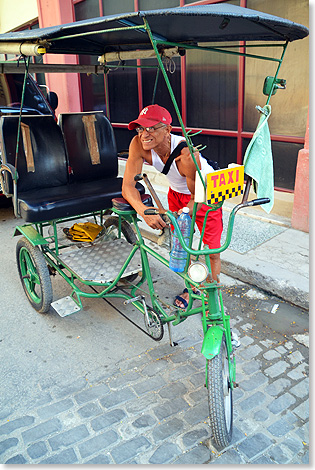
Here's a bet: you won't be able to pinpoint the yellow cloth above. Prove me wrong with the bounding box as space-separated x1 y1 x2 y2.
69 222 103 242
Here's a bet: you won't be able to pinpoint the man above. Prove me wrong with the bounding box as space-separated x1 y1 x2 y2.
122 104 223 308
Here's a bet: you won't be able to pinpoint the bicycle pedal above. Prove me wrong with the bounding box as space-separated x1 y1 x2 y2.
124 295 144 304
231 330 241 349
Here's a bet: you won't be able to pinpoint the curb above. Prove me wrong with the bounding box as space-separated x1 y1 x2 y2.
220 250 309 310
139 228 309 311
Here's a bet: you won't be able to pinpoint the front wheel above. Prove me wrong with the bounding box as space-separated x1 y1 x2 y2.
16 237 53 313
207 335 233 449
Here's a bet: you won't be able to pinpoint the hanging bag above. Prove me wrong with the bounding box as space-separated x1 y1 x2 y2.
161 141 219 175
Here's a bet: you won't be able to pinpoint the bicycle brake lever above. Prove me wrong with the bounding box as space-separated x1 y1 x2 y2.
161 213 173 224
144 208 159 215
144 210 178 222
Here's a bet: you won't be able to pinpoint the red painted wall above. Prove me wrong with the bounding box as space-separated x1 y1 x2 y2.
291 109 309 232
36 0 81 114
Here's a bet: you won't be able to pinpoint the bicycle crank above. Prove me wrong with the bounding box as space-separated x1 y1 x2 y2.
124 295 152 327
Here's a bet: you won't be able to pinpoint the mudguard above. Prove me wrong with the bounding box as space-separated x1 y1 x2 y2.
201 325 225 359
14 225 48 246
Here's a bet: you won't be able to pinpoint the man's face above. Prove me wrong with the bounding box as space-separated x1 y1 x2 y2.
138 123 170 151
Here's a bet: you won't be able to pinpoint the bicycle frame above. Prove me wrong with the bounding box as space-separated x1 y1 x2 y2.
14 193 260 391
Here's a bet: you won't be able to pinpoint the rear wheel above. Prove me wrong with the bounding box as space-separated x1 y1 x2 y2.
104 216 137 244
207 335 233 449
16 237 53 313
103 216 138 281
144 307 164 341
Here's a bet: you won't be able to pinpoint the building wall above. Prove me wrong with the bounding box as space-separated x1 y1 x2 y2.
0 0 309 227
0 0 38 33
37 0 81 114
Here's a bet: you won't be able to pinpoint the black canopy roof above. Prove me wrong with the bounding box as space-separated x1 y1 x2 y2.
0 4 308 56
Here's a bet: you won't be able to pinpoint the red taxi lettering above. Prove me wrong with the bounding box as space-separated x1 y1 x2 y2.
219 173 226 186
211 174 219 188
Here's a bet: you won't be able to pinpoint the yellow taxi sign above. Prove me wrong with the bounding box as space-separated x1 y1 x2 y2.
206 165 244 204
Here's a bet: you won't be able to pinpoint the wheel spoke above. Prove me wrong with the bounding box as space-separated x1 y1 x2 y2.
32 272 41 285
144 307 164 341
24 251 35 274
22 251 39 283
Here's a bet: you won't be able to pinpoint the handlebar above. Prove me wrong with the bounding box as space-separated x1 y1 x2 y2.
0 163 18 181
146 197 270 256
245 198 270 207
0 163 19 217
143 208 158 215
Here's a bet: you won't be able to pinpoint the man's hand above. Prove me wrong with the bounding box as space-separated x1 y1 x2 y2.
178 205 193 217
142 208 167 230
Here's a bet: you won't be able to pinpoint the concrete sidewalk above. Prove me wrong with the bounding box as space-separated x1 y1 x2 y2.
220 202 309 311
140 190 309 311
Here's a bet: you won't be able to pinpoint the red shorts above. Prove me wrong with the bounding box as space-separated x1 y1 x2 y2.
168 187 223 249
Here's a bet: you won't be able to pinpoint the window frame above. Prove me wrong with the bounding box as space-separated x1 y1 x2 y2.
73 0 307 192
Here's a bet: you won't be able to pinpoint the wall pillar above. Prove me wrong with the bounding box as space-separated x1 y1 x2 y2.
37 0 81 114
291 109 309 232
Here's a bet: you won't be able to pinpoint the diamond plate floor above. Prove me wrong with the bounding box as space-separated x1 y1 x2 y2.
59 239 141 283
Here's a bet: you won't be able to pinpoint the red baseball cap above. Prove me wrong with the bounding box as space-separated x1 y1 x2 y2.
128 104 172 130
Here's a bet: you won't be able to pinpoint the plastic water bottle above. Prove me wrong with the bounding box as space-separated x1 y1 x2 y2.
169 207 191 272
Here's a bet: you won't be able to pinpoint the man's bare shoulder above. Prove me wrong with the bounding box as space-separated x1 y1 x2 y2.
176 146 201 176
129 135 142 154
129 135 152 164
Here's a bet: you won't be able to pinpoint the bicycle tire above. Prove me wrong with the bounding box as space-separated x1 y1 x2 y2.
16 237 53 313
103 216 137 244
103 216 138 281
207 334 233 449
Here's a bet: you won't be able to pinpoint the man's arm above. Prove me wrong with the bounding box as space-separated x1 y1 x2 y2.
122 136 166 230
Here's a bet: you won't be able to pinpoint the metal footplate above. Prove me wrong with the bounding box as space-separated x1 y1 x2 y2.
51 296 81 317
58 239 141 283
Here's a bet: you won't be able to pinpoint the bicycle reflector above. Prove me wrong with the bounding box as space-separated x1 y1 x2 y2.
188 262 208 283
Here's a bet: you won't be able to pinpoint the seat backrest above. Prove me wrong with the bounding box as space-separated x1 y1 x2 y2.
58 111 118 183
0 115 68 193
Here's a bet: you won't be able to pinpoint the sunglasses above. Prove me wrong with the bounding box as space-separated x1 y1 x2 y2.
135 124 167 134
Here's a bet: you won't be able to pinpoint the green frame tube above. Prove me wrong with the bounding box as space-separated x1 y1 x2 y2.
27 202 239 329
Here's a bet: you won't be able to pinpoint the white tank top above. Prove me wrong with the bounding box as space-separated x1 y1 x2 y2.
151 134 214 194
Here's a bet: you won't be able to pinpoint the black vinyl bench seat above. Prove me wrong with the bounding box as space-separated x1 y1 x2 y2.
112 193 153 212
0 113 144 223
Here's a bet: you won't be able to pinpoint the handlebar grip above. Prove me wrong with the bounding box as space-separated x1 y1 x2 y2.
134 174 143 182
144 209 159 215
249 198 270 206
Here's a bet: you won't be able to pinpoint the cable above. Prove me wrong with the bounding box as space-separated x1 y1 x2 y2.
89 284 156 339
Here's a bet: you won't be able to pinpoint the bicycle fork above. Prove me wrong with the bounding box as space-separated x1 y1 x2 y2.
200 285 236 387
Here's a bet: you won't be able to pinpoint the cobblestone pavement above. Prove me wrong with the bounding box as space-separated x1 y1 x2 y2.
0 295 309 464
